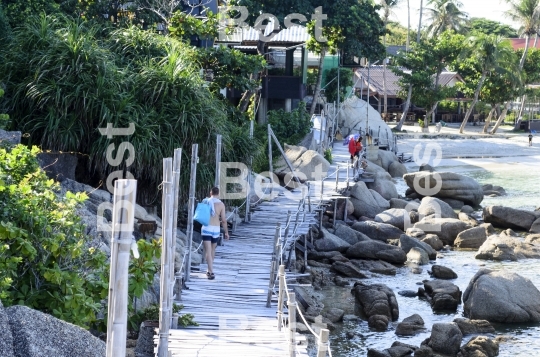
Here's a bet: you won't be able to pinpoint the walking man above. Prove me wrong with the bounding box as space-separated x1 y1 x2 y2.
529 133 533 147
201 187 229 279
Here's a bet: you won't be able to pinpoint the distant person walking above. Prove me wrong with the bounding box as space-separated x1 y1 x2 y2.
348 135 363 161
201 187 229 280
529 133 533 147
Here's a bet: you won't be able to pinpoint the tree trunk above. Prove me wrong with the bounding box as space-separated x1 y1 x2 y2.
482 106 497 133
417 0 423 43
310 47 326 116
427 71 442 123
490 102 510 134
459 72 487 133
534 33 539 48
395 85 413 131
425 101 439 122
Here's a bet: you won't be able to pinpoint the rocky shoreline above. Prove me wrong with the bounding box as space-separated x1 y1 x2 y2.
291 145 540 357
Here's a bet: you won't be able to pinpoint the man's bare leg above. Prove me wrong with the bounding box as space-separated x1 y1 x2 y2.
204 240 213 274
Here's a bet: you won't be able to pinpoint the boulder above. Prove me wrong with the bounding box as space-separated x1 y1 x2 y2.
430 265 458 279
37 152 78 182
346 240 407 264
483 205 536 231
351 282 399 323
314 228 351 253
374 208 409 231
454 224 495 249
388 161 408 178
405 227 425 239
398 290 418 298
458 212 479 227
501 228 518 237
421 234 444 251
463 268 540 322
6 305 105 357
426 322 463 356
530 217 540 234
0 301 14 357
441 198 465 209
0 130 22 145
351 221 404 242
419 164 435 172
475 235 540 261
453 318 495 335
457 336 499 357
395 314 425 336
307 250 340 261
335 198 355 220
333 223 371 245
418 197 458 219
349 181 389 218
390 198 419 210
399 234 437 260
403 171 484 206
350 259 397 275
525 234 540 243
275 146 330 181
368 314 390 331
331 261 368 279
323 308 345 323
414 217 472 245
407 247 429 265
421 280 462 312
414 346 434 357
461 205 475 214
339 96 394 144
367 345 415 357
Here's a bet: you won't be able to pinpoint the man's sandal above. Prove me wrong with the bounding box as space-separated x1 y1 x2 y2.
207 272 215 280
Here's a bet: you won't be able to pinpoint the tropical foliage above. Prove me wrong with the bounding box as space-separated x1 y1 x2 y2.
324 67 353 104
424 0 468 37
467 17 519 37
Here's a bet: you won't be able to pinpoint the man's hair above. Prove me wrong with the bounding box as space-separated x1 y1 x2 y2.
211 187 219 195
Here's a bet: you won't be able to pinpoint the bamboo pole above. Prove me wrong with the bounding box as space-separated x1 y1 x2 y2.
288 292 297 357
184 144 199 283
307 183 312 213
170 149 182 303
215 135 222 189
266 223 281 307
333 199 338 229
335 165 340 191
304 231 308 271
277 265 286 331
268 124 273 198
316 329 329 357
158 159 173 357
245 121 254 223
106 180 137 357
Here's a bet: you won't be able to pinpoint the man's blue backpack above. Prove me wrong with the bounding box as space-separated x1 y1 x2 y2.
193 198 211 226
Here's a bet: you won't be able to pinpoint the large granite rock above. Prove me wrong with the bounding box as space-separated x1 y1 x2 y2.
351 282 399 324
350 259 397 275
346 240 407 264
37 152 78 182
388 161 408 178
463 268 540 323
483 205 536 231
0 130 22 145
374 208 409 231
351 221 403 242
425 322 463 356
274 145 330 181
414 217 471 245
333 223 371 245
0 301 14 357
403 171 484 206
457 336 499 357
430 265 458 279
331 261 368 278
420 280 462 312
406 247 429 265
395 314 426 336
475 235 540 261
418 196 458 219
399 234 437 260
349 181 390 218
314 228 351 253
389 198 419 210
454 224 495 249
6 305 105 357
453 318 495 335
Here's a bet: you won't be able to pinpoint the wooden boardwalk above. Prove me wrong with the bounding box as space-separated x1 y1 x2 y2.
164 186 320 357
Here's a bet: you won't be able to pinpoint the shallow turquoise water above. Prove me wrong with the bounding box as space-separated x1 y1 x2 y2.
326 157 540 356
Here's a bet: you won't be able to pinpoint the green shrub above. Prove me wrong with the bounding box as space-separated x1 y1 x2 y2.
129 303 197 332
0 144 160 329
323 148 333 164
0 88 9 129
267 101 312 148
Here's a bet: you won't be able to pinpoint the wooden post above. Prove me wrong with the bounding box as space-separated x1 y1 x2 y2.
277 265 286 331
232 206 237 233
245 121 254 223
344 198 348 223
266 223 281 308
158 159 173 357
319 207 324 230
346 163 350 190
316 329 329 357
304 232 308 271
288 292 297 357
283 211 292 246
215 134 222 188
335 165 340 191
268 124 273 198
184 144 198 283
170 149 182 301
302 186 306 211
308 182 311 213
320 178 324 202
106 179 137 357
333 199 338 229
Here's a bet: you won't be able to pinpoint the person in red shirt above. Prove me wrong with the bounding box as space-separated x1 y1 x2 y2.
355 137 363 157
348 136 357 160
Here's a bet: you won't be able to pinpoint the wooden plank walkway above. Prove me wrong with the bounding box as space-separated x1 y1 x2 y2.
163 185 320 357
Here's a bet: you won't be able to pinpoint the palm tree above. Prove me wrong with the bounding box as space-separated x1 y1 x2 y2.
505 0 540 119
380 0 401 119
424 0 468 37
458 35 517 133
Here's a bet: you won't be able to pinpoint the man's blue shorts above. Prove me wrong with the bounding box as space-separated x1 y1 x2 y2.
202 235 219 244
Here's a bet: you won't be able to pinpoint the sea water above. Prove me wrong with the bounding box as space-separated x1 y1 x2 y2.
324 156 540 356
